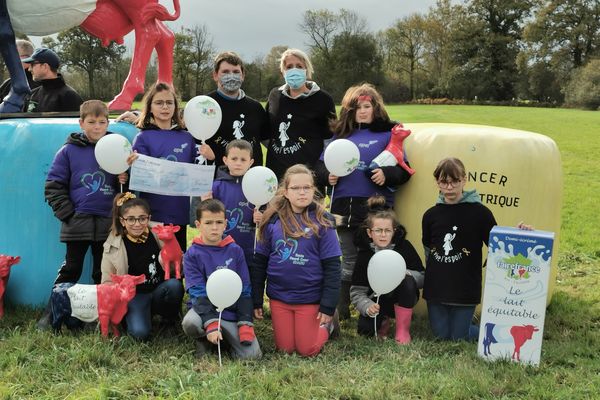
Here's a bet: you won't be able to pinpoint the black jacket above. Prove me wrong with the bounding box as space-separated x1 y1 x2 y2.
24 74 82 112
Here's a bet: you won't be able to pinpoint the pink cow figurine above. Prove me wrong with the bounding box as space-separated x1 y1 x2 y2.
151 224 183 280
0 255 21 319
97 274 146 337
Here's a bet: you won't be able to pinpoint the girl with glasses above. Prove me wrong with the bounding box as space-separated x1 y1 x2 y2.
350 195 424 344
315 83 414 320
128 82 196 251
100 192 184 340
250 164 342 357
422 157 497 341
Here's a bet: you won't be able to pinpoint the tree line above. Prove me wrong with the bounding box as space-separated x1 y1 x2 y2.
2 0 598 109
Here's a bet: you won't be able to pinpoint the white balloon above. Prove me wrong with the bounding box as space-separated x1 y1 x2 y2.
184 96 222 141
206 269 243 312
367 249 406 296
323 139 360 177
94 134 132 174
242 166 278 207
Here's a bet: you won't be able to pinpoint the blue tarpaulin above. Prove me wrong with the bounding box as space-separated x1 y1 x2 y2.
0 117 138 306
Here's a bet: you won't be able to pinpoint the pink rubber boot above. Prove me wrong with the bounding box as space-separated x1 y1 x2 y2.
394 305 413 344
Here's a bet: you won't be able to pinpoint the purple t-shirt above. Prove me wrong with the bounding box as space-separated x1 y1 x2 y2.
255 211 342 305
212 178 256 261
47 138 118 217
320 129 395 203
132 128 196 224
183 237 251 322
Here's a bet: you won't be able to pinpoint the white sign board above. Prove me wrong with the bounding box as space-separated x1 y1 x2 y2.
477 226 554 366
67 284 98 322
129 154 215 196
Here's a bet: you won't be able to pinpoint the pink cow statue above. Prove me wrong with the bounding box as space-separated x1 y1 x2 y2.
0 254 21 318
510 324 539 362
51 273 145 337
151 224 182 280
97 274 146 337
0 0 180 113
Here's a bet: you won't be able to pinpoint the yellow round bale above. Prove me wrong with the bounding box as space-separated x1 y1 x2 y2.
395 123 562 313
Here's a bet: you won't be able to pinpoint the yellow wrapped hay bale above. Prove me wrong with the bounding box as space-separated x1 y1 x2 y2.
395 123 562 313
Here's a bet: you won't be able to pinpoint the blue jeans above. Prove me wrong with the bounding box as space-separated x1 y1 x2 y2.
125 279 184 340
427 302 479 341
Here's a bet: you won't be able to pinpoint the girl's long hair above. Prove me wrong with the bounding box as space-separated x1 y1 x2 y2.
136 82 185 130
330 83 390 138
258 164 333 241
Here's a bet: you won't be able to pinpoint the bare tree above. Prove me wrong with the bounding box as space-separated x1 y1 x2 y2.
299 9 338 57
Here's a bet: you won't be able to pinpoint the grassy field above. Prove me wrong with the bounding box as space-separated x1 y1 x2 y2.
2 105 599 399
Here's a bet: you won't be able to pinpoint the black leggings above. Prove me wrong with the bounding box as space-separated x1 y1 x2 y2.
357 275 419 336
54 240 104 285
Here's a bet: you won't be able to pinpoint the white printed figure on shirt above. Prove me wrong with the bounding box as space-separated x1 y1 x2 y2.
443 226 458 255
233 114 245 139
279 114 292 146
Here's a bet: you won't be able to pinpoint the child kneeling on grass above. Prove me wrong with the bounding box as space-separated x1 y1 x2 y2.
181 199 261 359
251 164 341 357
350 195 424 344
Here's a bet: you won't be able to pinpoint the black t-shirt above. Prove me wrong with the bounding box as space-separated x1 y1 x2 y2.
203 91 269 168
265 87 335 179
123 234 164 293
422 202 497 304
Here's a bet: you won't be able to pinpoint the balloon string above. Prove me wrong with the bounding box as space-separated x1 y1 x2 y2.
374 295 380 339
253 230 257 255
120 183 123 194
217 310 223 368
329 185 335 213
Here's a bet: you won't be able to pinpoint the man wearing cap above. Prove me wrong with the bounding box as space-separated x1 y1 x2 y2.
0 39 40 103
22 48 83 113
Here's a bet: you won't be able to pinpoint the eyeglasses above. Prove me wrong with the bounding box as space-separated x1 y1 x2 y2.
121 215 149 225
152 100 175 108
288 185 314 193
437 179 463 188
370 228 395 236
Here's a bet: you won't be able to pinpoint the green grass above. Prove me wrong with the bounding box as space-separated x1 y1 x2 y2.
2 105 599 399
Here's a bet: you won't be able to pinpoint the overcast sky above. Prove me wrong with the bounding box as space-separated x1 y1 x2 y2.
30 0 438 60
32 0 435 61
171 0 438 59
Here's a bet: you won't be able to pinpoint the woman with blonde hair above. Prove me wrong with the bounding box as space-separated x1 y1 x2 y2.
264 48 336 179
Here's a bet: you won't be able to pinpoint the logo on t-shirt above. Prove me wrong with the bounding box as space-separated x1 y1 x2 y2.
216 258 233 270
278 115 292 147
275 237 298 262
233 114 245 139
81 170 114 196
431 226 471 264
226 208 244 232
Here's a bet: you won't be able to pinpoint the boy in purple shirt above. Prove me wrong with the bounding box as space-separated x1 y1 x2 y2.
181 199 261 359
202 139 262 263
37 100 127 330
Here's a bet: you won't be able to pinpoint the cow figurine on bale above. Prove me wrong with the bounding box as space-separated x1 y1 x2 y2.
151 224 182 280
0 254 21 318
51 273 145 337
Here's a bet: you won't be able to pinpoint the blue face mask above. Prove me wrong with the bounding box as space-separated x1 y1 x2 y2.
284 68 307 90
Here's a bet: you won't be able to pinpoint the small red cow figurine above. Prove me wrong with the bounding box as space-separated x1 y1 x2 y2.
97 274 146 337
151 224 183 280
0 255 21 319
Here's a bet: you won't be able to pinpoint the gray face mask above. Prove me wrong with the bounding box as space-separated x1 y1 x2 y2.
219 73 243 93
